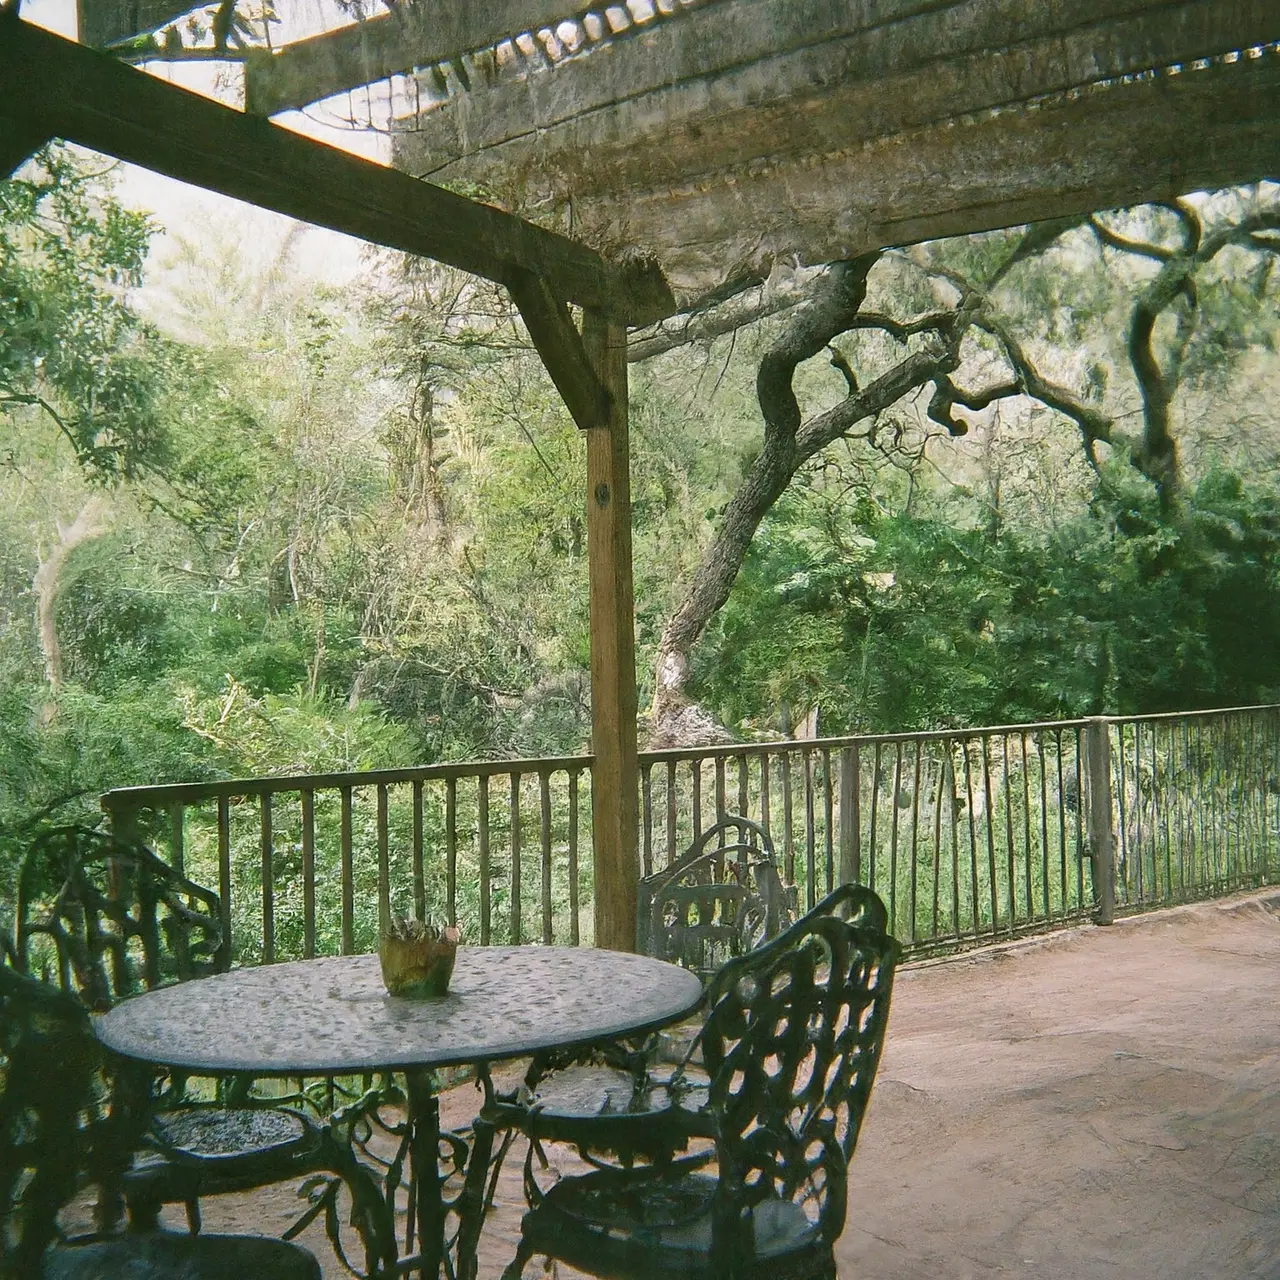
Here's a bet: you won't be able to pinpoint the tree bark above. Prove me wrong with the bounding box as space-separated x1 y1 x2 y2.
34 496 111 691
650 255 963 733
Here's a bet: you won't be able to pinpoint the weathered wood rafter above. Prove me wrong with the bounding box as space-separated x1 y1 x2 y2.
0 13 675 325
384 0 1280 296
570 46 1280 295
76 0 201 49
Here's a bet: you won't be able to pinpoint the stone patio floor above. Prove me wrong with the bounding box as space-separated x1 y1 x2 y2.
173 889 1280 1278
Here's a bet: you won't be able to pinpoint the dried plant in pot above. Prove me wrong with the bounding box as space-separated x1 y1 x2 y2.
379 913 459 998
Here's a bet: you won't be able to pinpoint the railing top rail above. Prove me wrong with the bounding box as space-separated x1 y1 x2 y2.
637 719 1095 766
100 754 594 812
1104 703 1280 727
101 702 1280 812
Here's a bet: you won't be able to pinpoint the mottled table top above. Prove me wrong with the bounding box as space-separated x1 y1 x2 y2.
94 947 703 1075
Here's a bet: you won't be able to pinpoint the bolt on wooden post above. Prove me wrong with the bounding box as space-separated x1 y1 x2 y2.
1085 717 1116 925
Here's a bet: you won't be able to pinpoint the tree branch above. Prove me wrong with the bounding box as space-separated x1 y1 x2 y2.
627 267 825 362
757 255 880 438
1088 215 1174 263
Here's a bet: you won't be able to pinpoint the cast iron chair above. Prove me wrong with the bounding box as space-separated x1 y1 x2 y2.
482 817 798 1178
638 816 795 979
500 883 899 1280
12 829 359 1244
0 960 322 1280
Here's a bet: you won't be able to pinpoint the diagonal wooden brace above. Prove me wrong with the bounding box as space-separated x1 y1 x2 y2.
509 269 611 432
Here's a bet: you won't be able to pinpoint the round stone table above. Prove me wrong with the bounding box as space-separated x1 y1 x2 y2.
95 948 703 1278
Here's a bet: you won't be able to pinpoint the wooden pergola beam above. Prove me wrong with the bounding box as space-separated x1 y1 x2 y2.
243 0 579 117
0 116 49 178
0 14 675 327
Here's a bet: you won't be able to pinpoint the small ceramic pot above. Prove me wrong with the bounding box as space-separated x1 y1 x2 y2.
379 926 459 998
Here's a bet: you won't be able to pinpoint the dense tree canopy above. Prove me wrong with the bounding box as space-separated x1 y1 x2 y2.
1 148 1278 852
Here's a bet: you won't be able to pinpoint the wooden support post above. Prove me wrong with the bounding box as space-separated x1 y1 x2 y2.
583 308 639 951
1086 716 1116 925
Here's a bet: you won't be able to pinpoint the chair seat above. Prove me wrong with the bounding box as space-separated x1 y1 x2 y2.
151 1106 313 1164
124 1107 322 1227
491 1063 711 1158
519 1168 828 1280
43 1231 321 1280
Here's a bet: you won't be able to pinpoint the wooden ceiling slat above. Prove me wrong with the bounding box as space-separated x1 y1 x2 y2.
573 52 1280 293
392 0 1276 181
76 0 202 49
0 15 675 326
243 0 590 116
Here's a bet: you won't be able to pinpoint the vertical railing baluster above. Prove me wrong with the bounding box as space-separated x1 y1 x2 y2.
217 794 232 968
1038 733 1050 921
823 747 834 895
665 760 678 867
540 771 553 945
260 793 275 964
478 775 491 946
1055 730 1068 917
641 765 653 878
1134 722 1145 903
568 770 581 946
509 773 522 945
782 749 795 884
412 781 426 922
377 784 391 937
1074 728 1086 913
868 743 881 895
888 744 902 934
340 786 354 955
691 759 703 842
930 748 944 941
1002 735 1016 929
1121 727 1131 906
169 804 185 875
963 739 979 937
760 752 772 837
302 789 316 959
909 740 921 945
981 735 998 937
1021 732 1033 921
950 747 961 939
804 749 816 911
839 745 858 885
446 778 458 928
715 755 727 829
1155 723 1169 901
737 753 749 822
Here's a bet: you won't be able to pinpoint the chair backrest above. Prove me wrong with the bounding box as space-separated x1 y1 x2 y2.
637 816 795 979
14 826 224 1012
698 883 898 1261
0 964 101 1274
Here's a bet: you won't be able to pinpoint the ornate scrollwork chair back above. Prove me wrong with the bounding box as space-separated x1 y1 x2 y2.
0 961 323 1279
0 963 102 1276
639 816 796 980
15 827 223 1013
699 882 897 1257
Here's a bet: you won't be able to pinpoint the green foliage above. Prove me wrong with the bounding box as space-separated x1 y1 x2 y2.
0 146 164 479
694 461 1280 734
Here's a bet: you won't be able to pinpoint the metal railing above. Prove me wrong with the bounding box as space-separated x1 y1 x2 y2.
101 705 1280 963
